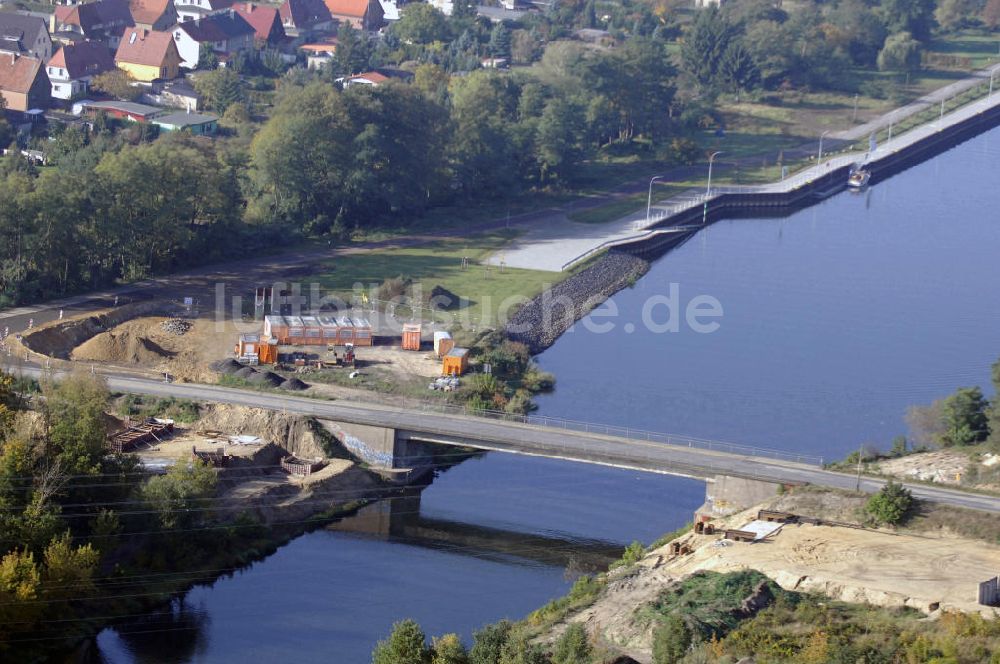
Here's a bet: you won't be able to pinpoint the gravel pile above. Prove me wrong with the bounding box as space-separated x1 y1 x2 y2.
505 251 649 354
280 378 308 391
234 366 257 379
211 358 243 374
160 319 192 335
247 370 283 387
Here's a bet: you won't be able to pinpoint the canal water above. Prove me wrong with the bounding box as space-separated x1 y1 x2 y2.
95 125 1000 662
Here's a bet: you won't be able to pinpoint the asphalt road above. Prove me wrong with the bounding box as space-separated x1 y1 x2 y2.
16 366 1000 516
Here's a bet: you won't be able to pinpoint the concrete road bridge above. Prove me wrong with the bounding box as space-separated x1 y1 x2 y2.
16 367 1000 517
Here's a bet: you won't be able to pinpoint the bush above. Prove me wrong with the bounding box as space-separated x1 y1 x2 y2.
652 615 691 664
610 541 645 570
551 623 590 664
372 619 431 664
470 620 513 664
865 481 913 526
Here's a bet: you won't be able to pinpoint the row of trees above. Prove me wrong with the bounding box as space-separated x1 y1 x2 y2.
0 372 221 653
0 127 245 305
372 619 591 664
248 45 679 231
680 0 999 98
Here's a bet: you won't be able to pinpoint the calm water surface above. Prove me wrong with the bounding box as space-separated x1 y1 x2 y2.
96 126 1000 662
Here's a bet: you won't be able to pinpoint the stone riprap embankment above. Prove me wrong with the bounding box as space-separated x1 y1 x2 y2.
505 251 649 354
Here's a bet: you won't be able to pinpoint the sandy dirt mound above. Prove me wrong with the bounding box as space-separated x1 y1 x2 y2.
67 316 250 382
195 404 328 460
73 329 175 365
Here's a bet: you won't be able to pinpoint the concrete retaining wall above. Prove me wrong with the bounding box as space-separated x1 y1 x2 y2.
623 96 1000 262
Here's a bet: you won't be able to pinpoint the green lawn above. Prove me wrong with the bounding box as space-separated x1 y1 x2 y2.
927 31 1000 69
315 232 565 327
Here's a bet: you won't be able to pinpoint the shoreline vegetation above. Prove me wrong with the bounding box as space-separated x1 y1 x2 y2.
0 370 473 662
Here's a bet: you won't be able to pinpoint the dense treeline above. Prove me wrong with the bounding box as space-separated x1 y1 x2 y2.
0 41 682 306
0 372 278 656
0 127 246 305
1 0 996 306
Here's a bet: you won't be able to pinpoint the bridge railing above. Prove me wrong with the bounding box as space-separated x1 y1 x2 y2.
389 395 825 467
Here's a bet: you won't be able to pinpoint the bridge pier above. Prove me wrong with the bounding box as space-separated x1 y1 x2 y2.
319 421 436 482
695 474 788 523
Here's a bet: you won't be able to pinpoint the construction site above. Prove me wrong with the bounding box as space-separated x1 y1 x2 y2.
546 489 1000 663
12 288 479 404
0 289 487 512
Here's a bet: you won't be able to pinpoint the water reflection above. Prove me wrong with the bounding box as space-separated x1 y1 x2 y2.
92 598 211 664
329 494 623 573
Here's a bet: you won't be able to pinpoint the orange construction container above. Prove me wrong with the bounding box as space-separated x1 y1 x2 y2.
258 340 278 364
442 347 469 376
402 323 422 351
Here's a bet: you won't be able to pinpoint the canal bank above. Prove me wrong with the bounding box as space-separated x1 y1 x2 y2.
507 85 1000 354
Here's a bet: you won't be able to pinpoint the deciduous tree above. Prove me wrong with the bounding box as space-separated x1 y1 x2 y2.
372 619 432 664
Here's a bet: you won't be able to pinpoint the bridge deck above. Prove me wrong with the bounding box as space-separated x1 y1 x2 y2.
19 367 1000 515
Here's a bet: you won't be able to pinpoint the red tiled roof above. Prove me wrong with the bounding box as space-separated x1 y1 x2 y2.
353 71 387 83
129 0 174 25
115 28 176 67
299 38 337 53
48 42 115 79
232 3 284 41
0 53 43 94
324 0 368 18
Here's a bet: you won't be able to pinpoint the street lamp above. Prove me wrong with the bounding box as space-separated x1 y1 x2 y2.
706 151 723 196
646 175 664 223
817 130 831 162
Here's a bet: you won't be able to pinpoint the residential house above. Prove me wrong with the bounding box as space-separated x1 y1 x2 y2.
379 0 398 21
50 0 134 49
0 52 50 111
129 0 178 31
47 42 115 100
278 0 334 36
171 11 255 69
0 13 53 60
475 5 526 22
81 99 162 120
324 0 382 31
115 27 181 81
152 110 217 133
232 3 285 44
174 0 234 23
336 68 410 87
300 39 336 69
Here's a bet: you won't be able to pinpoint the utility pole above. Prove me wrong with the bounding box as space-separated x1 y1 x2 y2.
705 151 722 196
852 93 859 123
817 131 831 161
855 444 864 492
646 175 664 225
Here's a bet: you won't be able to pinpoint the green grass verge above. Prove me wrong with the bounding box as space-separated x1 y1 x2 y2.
314 232 566 327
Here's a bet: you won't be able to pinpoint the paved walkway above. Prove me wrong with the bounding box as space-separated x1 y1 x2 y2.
498 65 1000 273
